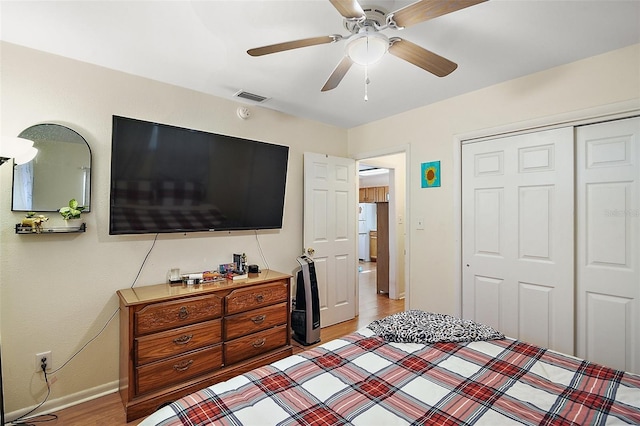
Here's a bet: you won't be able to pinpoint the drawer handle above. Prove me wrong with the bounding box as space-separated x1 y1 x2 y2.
255 294 264 303
252 338 266 348
251 314 266 324
173 359 194 372
178 306 189 320
173 334 193 345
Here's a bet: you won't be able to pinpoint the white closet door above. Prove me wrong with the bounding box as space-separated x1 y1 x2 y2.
576 117 640 373
462 127 574 355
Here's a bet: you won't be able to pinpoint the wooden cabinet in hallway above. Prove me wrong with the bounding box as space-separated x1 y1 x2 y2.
376 202 389 294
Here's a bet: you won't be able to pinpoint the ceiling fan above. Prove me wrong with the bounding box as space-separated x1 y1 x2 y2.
247 0 487 92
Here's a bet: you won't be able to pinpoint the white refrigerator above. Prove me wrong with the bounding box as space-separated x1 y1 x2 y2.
358 203 376 261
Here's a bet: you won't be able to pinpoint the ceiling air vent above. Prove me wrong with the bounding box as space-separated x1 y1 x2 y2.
234 90 269 103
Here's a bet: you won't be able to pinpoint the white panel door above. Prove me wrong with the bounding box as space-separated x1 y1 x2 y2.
576 117 640 373
304 152 356 327
462 127 574 355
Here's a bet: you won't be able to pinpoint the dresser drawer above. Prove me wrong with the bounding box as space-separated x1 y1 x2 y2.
224 302 288 340
136 318 222 365
135 294 223 335
226 281 288 315
136 345 223 395
224 325 287 365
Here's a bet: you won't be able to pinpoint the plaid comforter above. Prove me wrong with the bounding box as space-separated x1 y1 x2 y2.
140 328 640 425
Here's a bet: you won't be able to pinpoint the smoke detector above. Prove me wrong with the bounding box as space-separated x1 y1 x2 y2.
237 107 251 120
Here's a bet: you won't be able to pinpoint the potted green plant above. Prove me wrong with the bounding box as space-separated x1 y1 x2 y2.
59 198 85 225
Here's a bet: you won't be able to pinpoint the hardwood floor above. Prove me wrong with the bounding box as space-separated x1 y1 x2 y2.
34 262 404 425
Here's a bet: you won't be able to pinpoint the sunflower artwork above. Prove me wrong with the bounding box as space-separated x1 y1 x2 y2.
421 161 441 188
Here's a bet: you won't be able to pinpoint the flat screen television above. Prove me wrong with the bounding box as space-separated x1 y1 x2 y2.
109 116 289 235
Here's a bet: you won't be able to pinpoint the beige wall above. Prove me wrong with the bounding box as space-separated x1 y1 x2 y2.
348 44 640 315
0 42 348 417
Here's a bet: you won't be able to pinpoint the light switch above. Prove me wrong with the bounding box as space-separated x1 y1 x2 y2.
417 217 425 230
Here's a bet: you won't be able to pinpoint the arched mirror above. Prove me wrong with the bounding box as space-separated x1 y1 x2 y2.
12 124 91 212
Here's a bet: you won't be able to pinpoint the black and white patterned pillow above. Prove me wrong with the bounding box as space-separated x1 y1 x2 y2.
367 310 504 344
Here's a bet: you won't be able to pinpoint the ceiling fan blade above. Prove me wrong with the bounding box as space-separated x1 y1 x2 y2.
247 35 339 57
321 56 354 92
390 0 487 28
329 0 365 19
388 39 457 77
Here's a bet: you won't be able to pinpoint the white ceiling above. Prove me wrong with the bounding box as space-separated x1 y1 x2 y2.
1 1 639 128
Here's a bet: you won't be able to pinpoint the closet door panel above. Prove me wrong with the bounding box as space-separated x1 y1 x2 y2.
577 117 640 373
585 293 633 372
519 282 552 348
474 275 502 328
586 182 632 267
462 127 574 355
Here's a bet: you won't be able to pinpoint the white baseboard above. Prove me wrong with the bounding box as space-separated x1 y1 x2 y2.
5 380 119 424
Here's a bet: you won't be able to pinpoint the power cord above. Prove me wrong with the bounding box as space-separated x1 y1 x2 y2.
9 233 159 425
130 232 159 289
45 233 157 375
49 308 119 375
9 363 57 425
254 230 270 271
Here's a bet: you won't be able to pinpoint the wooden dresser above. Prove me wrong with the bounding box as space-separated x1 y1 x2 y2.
117 270 293 422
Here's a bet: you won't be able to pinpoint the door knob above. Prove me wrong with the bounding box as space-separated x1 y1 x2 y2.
307 247 315 256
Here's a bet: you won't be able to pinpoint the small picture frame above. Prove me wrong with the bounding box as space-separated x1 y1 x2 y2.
421 161 441 188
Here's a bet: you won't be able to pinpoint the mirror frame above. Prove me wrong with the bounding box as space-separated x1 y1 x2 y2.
11 123 92 213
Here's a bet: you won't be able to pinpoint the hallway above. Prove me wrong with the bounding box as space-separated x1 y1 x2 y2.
357 261 404 326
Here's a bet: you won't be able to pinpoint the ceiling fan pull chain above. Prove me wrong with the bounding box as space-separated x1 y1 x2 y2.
364 65 369 102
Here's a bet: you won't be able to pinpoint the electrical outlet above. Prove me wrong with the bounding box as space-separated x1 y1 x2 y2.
35 351 52 372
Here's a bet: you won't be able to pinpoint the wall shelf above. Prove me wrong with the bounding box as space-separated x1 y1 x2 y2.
15 223 86 234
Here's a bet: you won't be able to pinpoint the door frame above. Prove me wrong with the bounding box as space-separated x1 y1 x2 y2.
354 144 410 312
453 99 640 317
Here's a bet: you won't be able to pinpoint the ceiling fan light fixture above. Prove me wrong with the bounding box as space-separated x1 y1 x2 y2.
346 28 388 66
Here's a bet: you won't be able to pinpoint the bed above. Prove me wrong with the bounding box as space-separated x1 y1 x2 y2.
139 311 640 425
